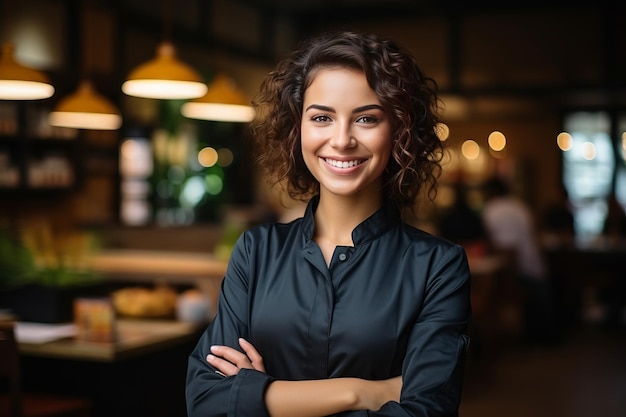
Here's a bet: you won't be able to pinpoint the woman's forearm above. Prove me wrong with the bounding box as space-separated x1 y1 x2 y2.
207 341 401 416
265 376 402 417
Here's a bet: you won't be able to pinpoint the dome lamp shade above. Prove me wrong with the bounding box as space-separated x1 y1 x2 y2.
49 80 122 130
181 73 254 123
121 42 207 100
0 43 54 100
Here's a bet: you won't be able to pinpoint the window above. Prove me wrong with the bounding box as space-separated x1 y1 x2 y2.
562 111 616 244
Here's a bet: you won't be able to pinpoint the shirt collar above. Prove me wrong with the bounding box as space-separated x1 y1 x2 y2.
301 195 400 246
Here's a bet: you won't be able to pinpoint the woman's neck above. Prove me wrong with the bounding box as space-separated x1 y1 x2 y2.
313 191 383 247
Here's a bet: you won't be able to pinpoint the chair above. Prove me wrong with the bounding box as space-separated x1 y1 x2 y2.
0 321 92 417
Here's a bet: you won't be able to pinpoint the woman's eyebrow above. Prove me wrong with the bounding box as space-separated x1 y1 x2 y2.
304 104 384 113
353 104 384 113
305 104 334 112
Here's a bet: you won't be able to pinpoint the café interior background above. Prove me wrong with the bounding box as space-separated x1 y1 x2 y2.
1 0 625 250
2 3 626 416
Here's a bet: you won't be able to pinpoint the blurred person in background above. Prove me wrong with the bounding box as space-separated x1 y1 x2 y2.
482 176 557 344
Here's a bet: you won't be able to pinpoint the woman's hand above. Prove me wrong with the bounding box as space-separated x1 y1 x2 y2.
207 338 266 376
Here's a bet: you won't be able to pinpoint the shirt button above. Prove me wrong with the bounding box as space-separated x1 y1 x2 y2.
339 253 347 261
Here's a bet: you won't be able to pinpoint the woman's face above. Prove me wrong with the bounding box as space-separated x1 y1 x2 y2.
301 68 392 200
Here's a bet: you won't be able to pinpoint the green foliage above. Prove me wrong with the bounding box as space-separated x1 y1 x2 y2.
0 230 100 288
0 231 36 287
29 264 100 287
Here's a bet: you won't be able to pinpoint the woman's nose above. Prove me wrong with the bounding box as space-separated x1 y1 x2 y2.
329 123 356 149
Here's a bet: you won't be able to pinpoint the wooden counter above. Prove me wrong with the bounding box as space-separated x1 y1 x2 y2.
89 249 228 317
18 319 203 362
90 249 228 281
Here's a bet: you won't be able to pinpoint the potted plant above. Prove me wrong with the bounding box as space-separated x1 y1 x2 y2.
0 226 104 323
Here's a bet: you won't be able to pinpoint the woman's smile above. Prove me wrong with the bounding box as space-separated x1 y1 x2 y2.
323 157 365 169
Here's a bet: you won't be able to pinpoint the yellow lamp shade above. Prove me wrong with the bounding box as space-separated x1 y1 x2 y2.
181 73 255 123
0 43 54 100
49 80 122 130
122 42 207 100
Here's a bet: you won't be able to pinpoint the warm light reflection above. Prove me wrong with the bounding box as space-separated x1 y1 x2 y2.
622 132 626 158
122 79 207 100
461 140 480 160
488 131 506 151
557 132 573 151
198 147 218 167
49 112 121 130
435 122 449 141
580 141 596 160
182 102 255 123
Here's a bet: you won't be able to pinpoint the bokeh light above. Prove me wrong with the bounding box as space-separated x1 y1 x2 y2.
461 140 480 160
557 132 573 151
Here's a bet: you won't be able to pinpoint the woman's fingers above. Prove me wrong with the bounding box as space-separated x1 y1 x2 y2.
239 338 265 372
206 351 241 376
209 344 247 364
207 344 251 376
206 340 266 375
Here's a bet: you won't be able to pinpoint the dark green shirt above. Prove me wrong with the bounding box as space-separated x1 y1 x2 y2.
186 196 471 417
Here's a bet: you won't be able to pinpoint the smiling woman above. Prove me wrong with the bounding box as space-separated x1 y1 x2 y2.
186 30 470 417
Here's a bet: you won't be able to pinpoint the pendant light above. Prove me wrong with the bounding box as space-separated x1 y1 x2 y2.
121 0 206 100
0 43 54 100
49 80 122 130
121 41 207 100
181 73 255 123
47 2 122 131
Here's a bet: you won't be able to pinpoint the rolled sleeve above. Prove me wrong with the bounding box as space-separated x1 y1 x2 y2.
229 369 276 417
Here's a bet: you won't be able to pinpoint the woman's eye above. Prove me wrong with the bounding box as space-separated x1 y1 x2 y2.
312 115 332 123
356 115 379 124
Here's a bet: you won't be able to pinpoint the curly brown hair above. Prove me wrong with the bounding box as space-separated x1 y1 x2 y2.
250 30 444 208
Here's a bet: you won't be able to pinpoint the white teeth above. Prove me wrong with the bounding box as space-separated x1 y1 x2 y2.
324 158 362 168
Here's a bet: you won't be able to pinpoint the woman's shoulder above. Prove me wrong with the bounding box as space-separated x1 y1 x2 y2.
239 217 304 243
400 222 467 258
401 222 455 244
396 224 470 286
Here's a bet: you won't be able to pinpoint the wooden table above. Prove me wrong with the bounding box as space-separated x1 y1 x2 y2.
18 319 202 362
18 319 206 417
